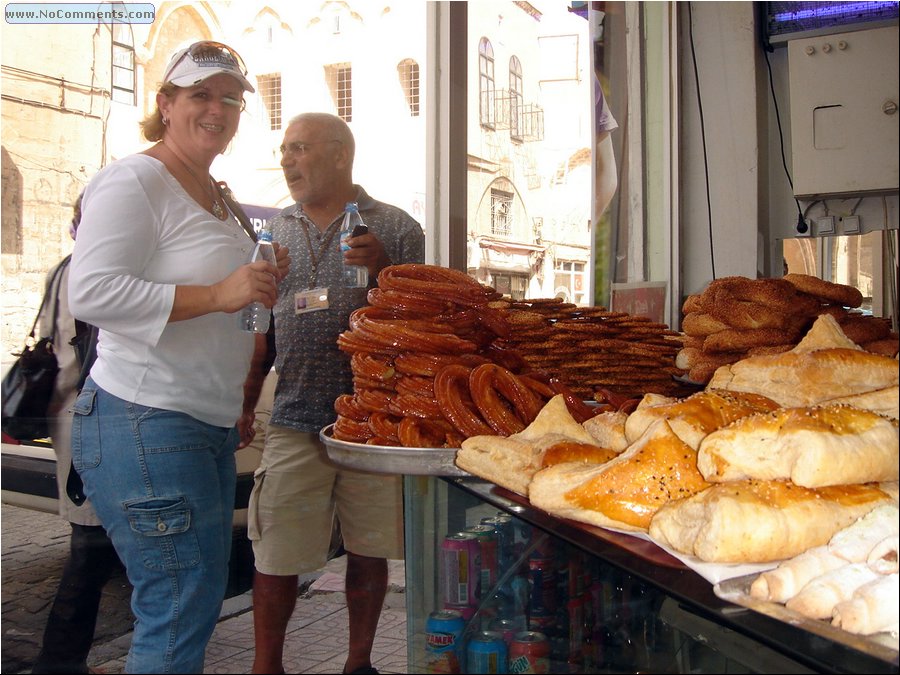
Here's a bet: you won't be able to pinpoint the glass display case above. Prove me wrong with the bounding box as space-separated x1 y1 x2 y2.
403 475 899 674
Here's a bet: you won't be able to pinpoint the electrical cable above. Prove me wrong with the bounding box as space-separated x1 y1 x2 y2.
762 37 805 235
687 2 715 280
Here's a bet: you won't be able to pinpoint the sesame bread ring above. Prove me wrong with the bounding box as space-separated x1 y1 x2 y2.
682 294 706 314
784 273 863 308
706 276 799 312
703 327 797 354
838 315 891 344
682 312 730 337
861 336 899 357
706 292 789 330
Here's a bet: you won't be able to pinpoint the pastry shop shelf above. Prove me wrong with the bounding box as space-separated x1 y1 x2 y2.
435 475 898 673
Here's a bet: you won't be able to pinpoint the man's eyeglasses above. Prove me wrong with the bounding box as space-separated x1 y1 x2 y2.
164 41 249 83
279 140 342 159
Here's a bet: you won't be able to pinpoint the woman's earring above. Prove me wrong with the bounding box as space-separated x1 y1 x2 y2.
162 116 169 126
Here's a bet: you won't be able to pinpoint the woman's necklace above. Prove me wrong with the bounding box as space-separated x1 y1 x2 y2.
162 143 226 220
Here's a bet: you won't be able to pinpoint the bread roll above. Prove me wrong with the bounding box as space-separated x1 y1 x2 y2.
648 480 895 563
749 546 848 604
867 536 899 575
831 573 899 635
707 347 899 408
625 389 780 450
828 504 900 563
696 405 899 487
529 419 710 533
784 562 880 620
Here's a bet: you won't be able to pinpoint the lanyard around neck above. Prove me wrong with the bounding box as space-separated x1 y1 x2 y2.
300 215 342 289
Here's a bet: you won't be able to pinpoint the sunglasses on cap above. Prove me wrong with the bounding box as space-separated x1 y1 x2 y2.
163 40 254 93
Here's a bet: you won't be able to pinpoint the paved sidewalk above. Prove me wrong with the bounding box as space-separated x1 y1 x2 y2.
2 504 407 674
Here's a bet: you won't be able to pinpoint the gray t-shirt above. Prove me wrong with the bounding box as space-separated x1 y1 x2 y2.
269 186 425 432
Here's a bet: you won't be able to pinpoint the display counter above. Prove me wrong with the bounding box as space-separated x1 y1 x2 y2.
402 475 899 674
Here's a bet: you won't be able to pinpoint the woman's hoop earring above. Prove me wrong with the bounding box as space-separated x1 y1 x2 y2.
162 117 169 126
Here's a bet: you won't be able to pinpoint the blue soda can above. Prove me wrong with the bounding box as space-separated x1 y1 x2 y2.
424 608 465 674
466 630 508 674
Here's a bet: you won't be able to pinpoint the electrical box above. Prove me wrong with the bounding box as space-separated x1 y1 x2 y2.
788 25 899 198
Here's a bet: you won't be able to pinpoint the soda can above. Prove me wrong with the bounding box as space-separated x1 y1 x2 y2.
440 532 479 607
465 524 498 600
508 631 550 674
444 602 475 622
528 555 556 613
489 617 519 645
466 630 508 674
527 607 555 634
424 609 465 674
481 514 515 569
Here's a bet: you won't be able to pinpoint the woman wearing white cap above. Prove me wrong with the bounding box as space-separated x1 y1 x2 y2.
68 41 289 673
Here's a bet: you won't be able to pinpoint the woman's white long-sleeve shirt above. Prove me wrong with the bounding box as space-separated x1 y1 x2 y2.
69 154 256 427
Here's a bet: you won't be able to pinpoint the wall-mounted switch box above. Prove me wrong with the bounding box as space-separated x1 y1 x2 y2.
816 216 836 235
842 215 861 233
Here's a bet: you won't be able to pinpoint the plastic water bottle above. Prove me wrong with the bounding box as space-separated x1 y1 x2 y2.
240 230 276 333
339 202 368 288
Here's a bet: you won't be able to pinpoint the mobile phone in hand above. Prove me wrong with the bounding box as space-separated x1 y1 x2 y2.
351 224 368 237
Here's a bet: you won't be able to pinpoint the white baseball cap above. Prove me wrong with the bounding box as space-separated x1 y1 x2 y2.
163 41 255 93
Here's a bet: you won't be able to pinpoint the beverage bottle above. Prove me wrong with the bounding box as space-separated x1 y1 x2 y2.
240 229 276 333
339 202 369 288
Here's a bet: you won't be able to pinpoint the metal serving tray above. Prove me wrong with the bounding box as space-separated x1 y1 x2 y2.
714 573 899 664
319 424 470 476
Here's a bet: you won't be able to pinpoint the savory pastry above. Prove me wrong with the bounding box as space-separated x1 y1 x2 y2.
696 405 899 488
648 480 896 563
706 347 899 408
749 546 848 604
784 562 880 620
824 386 899 420
831 573 899 635
828 503 900 564
455 394 604 496
867 536 899 575
624 389 780 450
529 419 710 532
581 409 630 452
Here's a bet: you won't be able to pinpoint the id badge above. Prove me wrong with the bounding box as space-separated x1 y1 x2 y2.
295 287 329 314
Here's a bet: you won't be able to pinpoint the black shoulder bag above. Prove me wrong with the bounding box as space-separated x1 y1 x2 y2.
1 256 70 441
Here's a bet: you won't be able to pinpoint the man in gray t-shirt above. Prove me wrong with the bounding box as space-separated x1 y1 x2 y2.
239 112 424 675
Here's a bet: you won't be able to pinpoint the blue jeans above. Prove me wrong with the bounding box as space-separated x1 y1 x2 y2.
70 379 238 674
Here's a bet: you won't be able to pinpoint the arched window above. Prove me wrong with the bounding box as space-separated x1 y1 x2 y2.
397 58 420 117
509 56 523 140
478 37 495 128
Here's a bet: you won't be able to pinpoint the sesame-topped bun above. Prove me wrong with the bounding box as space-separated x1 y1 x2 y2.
696 404 899 488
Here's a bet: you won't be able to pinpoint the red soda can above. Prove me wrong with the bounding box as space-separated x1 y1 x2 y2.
465 524 498 600
440 532 479 607
424 609 465 674
509 631 550 674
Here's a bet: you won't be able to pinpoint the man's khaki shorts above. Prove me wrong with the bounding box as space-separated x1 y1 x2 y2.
248 424 404 576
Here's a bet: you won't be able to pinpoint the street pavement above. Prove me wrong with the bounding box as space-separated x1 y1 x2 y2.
1 503 408 674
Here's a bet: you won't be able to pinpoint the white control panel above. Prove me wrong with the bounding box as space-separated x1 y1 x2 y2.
788 25 899 198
